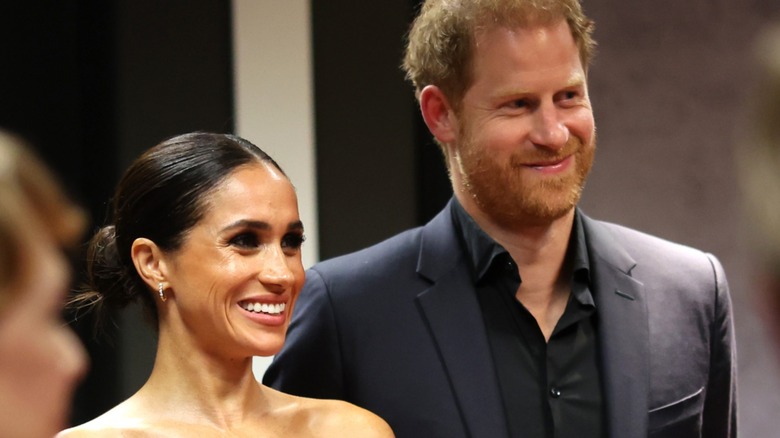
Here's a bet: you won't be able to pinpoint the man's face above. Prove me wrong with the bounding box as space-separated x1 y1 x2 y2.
449 19 596 228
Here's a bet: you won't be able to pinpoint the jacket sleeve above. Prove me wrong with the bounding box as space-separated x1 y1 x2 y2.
702 253 738 438
263 267 346 399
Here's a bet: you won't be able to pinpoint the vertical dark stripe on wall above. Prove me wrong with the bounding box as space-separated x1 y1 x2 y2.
1 0 234 426
110 0 235 413
311 0 452 259
114 0 235 168
70 0 123 426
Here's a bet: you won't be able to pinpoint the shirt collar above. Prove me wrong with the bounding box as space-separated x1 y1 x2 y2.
451 198 505 281
570 211 594 306
450 198 593 304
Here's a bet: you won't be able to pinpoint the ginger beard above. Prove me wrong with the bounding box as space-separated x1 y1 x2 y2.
455 130 596 228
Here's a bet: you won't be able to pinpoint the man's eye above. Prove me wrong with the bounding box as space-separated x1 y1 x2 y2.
558 90 579 102
281 233 305 251
229 233 259 248
509 99 529 109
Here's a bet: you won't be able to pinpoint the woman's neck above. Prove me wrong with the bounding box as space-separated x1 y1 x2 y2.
136 326 268 430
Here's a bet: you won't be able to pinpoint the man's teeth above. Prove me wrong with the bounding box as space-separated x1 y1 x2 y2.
241 302 286 315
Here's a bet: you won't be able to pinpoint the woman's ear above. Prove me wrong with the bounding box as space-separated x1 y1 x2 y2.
419 85 458 145
131 237 168 291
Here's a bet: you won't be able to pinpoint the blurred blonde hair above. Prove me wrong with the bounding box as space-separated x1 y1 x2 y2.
740 26 780 270
0 131 85 311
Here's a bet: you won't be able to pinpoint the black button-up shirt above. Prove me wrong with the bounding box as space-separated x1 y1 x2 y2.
451 199 605 438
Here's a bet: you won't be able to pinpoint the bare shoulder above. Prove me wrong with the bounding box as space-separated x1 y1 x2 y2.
57 419 162 438
56 402 156 438
265 387 394 438
56 428 98 438
314 398 394 438
57 422 133 438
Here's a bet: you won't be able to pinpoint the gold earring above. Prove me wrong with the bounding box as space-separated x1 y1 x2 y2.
158 282 167 302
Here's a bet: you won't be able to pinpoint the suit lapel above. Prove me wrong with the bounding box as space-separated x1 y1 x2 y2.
415 202 509 438
413 207 650 438
583 215 649 438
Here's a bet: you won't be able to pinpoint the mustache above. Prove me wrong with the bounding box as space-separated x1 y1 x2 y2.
508 137 584 167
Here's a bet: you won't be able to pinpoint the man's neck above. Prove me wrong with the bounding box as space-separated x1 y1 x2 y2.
457 194 576 340
456 193 575 267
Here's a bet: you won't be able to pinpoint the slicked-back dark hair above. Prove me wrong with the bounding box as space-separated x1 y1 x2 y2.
72 132 285 330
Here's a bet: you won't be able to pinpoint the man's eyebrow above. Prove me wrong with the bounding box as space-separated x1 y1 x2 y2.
565 73 586 87
493 74 587 98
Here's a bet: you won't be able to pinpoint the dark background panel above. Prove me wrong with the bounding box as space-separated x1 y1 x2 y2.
113 0 234 169
311 1 421 260
0 0 233 425
0 0 121 424
111 0 235 405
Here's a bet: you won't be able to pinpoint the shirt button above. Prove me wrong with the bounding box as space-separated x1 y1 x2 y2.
549 387 561 398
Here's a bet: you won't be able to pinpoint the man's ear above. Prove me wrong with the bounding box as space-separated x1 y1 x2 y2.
131 237 168 291
419 85 458 145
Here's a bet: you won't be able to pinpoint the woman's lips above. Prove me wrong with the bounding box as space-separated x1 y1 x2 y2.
237 299 288 326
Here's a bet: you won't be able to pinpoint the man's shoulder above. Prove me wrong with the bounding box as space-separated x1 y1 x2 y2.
582 214 720 278
585 215 708 255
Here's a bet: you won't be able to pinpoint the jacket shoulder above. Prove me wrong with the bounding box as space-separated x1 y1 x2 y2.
586 216 714 259
583 216 724 286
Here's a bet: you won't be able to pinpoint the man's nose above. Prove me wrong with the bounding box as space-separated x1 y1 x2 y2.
529 104 569 150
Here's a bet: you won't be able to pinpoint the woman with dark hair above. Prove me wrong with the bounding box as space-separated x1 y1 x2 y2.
0 131 87 438
59 132 393 437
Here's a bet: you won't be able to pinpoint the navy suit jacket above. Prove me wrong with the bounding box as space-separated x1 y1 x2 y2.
265 201 737 438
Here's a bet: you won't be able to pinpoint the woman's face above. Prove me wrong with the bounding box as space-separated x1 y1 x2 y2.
162 163 305 359
0 215 87 438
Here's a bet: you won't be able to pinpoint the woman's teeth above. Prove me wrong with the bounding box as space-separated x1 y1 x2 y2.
241 302 286 315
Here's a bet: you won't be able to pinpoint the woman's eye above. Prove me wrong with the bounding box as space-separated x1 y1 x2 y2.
281 233 305 252
229 233 260 248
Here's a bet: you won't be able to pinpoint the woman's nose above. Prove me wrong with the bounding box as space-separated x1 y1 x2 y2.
258 247 295 292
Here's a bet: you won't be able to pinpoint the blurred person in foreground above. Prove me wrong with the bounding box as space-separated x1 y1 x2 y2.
740 26 780 356
265 1 738 437
0 130 87 438
58 132 393 437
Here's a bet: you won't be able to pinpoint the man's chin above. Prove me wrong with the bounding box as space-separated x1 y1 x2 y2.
484 200 577 229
